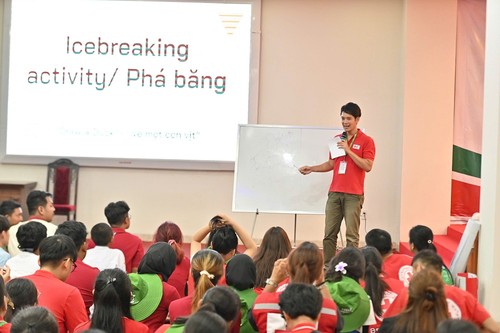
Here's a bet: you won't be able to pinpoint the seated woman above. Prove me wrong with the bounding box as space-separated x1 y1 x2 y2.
153 221 190 297
168 249 224 323
361 246 405 332
253 226 292 292
325 246 375 333
225 254 258 333
130 242 181 333
409 225 454 285
190 215 257 285
251 241 341 333
378 269 449 333
74 268 149 333
164 286 241 333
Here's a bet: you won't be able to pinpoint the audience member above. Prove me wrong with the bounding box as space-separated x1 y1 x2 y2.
0 278 11 332
24 234 88 333
365 228 413 287
10 306 58 333
163 286 240 333
5 221 47 278
130 242 180 333
325 246 373 332
251 241 341 333
361 246 405 332
279 283 323 333
191 214 257 282
83 223 126 271
99 201 144 273
0 217 11 266
8 190 56 256
436 319 480 333
379 269 449 333
168 249 224 323
253 226 292 291
384 250 500 333
0 201 23 226
5 278 38 322
225 254 258 333
55 221 100 314
74 268 148 333
409 225 453 285
183 309 228 333
153 221 190 296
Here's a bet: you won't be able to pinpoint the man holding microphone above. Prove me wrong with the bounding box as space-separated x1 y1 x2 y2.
299 102 375 266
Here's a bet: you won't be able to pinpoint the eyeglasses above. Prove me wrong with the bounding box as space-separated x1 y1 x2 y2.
64 258 77 272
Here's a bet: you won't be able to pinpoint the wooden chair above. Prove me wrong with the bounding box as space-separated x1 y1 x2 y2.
46 158 79 220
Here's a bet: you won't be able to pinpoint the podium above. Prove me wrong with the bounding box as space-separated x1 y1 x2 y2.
0 181 37 220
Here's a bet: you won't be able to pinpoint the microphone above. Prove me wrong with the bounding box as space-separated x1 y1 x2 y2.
341 132 347 141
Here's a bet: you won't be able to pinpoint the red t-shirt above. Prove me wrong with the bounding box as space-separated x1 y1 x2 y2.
382 253 413 287
384 284 491 326
25 270 88 333
141 282 180 333
65 258 100 315
276 321 318 333
252 285 339 333
168 295 193 323
0 320 11 333
167 256 190 297
111 228 144 273
366 276 405 332
329 130 376 195
74 317 149 333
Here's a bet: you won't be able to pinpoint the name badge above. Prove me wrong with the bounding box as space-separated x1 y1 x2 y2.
339 161 347 174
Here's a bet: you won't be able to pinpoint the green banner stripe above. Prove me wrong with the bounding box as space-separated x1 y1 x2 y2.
452 145 481 178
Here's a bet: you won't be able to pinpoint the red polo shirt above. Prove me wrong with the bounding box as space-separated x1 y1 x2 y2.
382 253 413 287
25 269 88 333
65 258 100 314
167 256 190 297
110 227 144 273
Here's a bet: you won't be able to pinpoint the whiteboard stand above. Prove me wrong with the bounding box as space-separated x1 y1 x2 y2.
250 209 259 239
293 214 298 246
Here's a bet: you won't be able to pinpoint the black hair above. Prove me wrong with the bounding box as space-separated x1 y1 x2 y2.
17 221 47 253
340 102 361 118
55 220 88 250
365 229 392 255
207 217 238 255
279 283 322 320
91 223 113 246
10 306 58 333
326 246 366 282
184 308 228 333
411 249 443 273
0 216 10 233
5 278 38 322
225 254 256 290
361 246 388 317
91 268 132 333
104 201 130 227
26 191 52 216
138 242 177 282
0 200 21 216
409 225 437 252
38 234 77 266
201 286 241 322
436 319 480 333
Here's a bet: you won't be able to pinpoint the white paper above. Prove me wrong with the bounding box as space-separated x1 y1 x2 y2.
328 136 346 159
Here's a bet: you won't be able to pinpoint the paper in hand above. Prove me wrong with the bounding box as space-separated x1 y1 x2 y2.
328 136 346 159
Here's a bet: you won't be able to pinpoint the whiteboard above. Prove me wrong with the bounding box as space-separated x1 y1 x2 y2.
233 125 343 214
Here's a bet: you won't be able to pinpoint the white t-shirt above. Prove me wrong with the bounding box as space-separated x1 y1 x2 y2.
6 251 40 278
83 246 126 271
